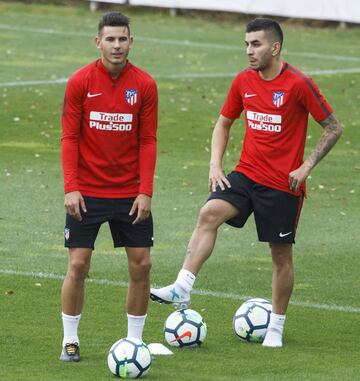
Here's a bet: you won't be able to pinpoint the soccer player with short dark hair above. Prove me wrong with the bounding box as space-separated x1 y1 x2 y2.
60 12 158 361
150 18 342 348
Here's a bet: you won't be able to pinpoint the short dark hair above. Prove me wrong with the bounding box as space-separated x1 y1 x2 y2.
246 18 283 47
98 12 130 35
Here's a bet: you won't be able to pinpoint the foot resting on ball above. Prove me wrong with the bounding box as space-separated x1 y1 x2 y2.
150 284 190 307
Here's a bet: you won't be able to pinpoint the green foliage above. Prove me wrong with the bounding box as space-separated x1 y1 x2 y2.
0 2 360 380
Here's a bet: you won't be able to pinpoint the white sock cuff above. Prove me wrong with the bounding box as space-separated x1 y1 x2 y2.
268 313 286 331
178 269 196 281
127 314 147 323
270 313 286 322
61 312 81 321
176 269 196 293
127 314 147 340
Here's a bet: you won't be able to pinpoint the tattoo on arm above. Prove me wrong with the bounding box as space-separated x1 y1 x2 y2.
306 113 342 169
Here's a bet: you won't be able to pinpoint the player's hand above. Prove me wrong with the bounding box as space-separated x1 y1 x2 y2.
208 164 231 192
64 191 87 221
288 162 311 192
129 194 151 225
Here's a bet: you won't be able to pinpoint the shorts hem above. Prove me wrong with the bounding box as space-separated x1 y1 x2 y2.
64 243 95 250
258 237 296 244
114 242 154 248
207 194 244 228
207 194 241 212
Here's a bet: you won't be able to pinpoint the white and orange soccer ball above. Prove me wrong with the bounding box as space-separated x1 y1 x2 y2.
233 298 272 342
163 308 207 348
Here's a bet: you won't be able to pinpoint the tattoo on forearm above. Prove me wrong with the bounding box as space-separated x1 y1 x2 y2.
307 113 342 168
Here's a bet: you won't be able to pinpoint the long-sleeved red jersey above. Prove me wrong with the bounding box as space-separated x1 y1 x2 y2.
62 59 158 198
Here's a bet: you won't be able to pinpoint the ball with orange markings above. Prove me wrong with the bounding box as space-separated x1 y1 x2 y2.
163 308 207 348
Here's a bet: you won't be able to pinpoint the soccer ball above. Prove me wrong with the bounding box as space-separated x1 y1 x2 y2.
164 308 207 348
233 298 272 342
107 338 152 379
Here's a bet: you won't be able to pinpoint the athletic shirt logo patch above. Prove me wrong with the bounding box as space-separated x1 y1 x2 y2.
125 89 138 105
272 91 285 108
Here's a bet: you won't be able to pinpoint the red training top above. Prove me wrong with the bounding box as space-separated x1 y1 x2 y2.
221 62 333 196
62 59 158 198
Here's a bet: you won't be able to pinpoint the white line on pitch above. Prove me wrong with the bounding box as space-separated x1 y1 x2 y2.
0 78 69 87
1 269 359 314
158 68 360 78
1 67 360 88
1 23 360 63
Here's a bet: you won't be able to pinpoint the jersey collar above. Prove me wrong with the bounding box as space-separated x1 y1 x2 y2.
254 61 288 82
96 59 132 80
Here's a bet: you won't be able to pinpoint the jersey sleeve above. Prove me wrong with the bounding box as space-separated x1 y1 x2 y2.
298 76 333 122
138 79 158 197
61 74 84 194
220 75 244 119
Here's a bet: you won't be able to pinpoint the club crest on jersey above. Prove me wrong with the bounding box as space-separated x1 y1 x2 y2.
272 91 285 108
125 89 138 105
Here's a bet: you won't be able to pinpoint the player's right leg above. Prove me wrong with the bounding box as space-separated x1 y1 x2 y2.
60 248 92 362
150 198 239 307
60 196 106 361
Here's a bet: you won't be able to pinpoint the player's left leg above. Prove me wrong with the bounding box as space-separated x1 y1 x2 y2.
252 184 302 348
109 198 154 341
125 247 152 341
270 242 294 314
263 242 293 348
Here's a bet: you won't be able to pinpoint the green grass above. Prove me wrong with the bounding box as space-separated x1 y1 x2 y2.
2 276 360 381
1 2 360 380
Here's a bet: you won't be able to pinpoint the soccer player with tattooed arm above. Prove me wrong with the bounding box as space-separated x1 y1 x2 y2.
150 18 342 347
60 12 157 361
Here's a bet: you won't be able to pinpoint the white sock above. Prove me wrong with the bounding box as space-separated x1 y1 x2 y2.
127 314 147 340
263 313 286 347
175 269 196 294
62 312 81 347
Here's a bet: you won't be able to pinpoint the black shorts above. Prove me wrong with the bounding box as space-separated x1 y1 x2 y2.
207 171 304 243
64 197 154 249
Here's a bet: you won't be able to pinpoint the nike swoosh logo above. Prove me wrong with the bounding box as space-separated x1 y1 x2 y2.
170 330 192 342
244 92 257 98
279 231 292 237
87 92 102 98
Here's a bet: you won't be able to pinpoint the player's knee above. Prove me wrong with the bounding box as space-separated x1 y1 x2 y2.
129 257 152 280
198 203 222 228
270 243 293 268
68 258 90 280
274 258 293 273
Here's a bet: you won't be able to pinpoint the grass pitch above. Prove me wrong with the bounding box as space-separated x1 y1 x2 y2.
0 2 360 380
